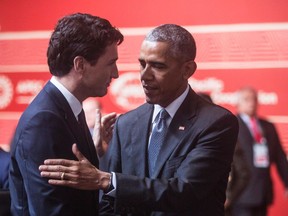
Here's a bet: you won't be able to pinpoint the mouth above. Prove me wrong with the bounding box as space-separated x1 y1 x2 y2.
142 84 158 95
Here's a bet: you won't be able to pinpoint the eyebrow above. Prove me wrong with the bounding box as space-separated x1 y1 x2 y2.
138 58 165 65
110 57 118 62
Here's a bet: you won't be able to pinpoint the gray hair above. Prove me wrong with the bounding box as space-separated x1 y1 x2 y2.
145 24 196 61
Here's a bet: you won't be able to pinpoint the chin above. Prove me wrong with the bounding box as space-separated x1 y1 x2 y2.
145 97 158 105
93 90 107 98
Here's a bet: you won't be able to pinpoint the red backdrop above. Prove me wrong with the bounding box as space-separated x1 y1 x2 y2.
1 1 288 215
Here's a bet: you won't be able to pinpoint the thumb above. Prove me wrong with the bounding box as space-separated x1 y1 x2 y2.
72 143 87 162
94 109 101 128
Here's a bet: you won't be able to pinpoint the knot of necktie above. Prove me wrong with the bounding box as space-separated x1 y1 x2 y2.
154 109 169 131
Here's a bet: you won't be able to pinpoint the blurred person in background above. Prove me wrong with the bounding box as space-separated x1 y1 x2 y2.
232 86 288 216
225 142 250 216
9 13 123 216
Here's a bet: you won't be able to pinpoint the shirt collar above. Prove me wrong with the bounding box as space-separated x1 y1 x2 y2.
152 85 189 124
239 113 257 128
50 76 82 119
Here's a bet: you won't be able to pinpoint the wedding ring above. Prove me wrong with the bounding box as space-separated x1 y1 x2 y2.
61 172 65 180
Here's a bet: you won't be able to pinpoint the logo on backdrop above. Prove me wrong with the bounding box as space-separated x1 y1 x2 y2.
0 75 13 109
15 80 45 105
109 73 278 112
189 77 278 106
110 72 145 111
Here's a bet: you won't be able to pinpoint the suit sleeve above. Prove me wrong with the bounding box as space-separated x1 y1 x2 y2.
269 123 288 187
10 111 76 216
103 112 239 214
226 143 250 205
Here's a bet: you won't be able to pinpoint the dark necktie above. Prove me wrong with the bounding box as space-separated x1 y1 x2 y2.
78 109 86 129
148 109 169 176
78 109 95 158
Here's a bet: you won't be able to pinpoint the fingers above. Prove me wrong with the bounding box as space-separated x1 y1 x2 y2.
40 169 65 180
72 144 87 162
101 112 118 141
92 110 102 148
42 159 74 166
93 109 102 139
94 109 101 128
46 178 80 189
101 112 117 132
40 169 78 182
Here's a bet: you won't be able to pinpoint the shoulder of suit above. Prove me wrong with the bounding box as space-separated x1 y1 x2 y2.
121 103 152 117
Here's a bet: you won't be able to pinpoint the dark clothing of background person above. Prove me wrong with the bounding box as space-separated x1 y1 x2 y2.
225 143 250 216
232 116 288 216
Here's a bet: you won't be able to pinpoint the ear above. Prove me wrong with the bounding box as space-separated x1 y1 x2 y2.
73 56 85 73
183 60 197 79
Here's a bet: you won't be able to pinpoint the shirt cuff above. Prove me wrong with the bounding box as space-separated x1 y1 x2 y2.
105 172 116 197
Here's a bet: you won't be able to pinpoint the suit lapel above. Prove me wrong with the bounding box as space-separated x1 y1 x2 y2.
132 104 154 177
152 88 198 178
44 82 98 166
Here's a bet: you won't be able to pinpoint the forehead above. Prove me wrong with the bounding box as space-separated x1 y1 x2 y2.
239 89 257 100
139 40 170 60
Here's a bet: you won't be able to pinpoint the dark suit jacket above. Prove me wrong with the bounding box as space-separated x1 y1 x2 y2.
225 143 250 216
9 81 99 216
0 148 10 189
100 88 239 216
234 115 288 206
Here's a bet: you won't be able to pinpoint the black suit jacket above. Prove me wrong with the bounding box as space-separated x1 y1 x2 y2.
9 81 99 216
234 115 288 206
100 88 239 216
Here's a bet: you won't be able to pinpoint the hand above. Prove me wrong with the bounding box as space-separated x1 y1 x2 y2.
94 111 118 158
39 144 111 190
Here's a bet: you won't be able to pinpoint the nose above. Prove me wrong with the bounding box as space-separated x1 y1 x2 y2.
112 65 119 79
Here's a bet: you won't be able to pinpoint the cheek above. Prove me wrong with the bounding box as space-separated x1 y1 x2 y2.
94 70 108 82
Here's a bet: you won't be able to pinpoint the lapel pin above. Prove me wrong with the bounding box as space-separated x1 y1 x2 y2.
179 126 185 130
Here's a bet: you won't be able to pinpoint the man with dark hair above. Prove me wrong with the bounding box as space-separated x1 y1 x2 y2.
9 13 123 216
40 24 238 216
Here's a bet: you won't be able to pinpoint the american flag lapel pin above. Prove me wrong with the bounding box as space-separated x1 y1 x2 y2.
178 126 185 130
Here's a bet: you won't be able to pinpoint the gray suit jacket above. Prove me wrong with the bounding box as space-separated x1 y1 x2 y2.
100 87 239 216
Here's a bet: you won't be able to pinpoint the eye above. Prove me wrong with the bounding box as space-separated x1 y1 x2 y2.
139 60 146 69
108 60 116 66
152 63 166 69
